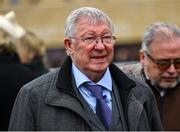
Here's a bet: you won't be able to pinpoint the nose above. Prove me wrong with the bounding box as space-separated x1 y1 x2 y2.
94 38 105 50
167 63 176 73
95 37 103 44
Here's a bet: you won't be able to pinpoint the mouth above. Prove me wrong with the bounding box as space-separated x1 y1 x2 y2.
162 76 177 82
91 55 107 62
92 55 107 59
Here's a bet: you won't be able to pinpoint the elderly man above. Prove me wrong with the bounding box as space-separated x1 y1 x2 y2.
9 7 162 131
119 22 180 130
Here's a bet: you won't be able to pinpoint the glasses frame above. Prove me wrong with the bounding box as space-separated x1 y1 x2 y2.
69 35 116 45
144 51 180 71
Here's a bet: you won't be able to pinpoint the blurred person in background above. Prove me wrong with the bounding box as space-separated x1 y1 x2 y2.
0 11 38 130
15 29 49 76
119 22 180 130
9 7 162 131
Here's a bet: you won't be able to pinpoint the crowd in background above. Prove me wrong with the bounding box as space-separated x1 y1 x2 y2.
0 11 48 130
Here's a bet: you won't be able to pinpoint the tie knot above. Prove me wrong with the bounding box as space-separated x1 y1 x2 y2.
86 84 103 99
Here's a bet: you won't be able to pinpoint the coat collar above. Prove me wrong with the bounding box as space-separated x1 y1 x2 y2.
56 56 77 97
56 56 136 102
45 57 137 130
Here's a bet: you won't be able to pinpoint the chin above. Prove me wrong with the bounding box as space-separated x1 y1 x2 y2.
159 81 178 89
93 67 106 72
95 64 108 70
89 66 106 73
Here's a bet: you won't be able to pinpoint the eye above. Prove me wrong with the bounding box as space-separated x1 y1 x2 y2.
103 36 111 39
158 60 170 66
175 59 180 64
102 36 113 43
82 36 96 43
84 36 96 40
174 59 180 68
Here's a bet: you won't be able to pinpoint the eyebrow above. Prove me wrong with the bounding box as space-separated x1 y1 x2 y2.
145 51 180 62
82 31 112 36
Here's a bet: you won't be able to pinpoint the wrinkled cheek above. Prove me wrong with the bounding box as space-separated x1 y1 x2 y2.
108 49 114 62
71 51 85 64
110 52 114 61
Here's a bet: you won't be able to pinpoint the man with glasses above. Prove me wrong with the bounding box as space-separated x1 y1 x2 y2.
119 22 180 130
9 7 162 131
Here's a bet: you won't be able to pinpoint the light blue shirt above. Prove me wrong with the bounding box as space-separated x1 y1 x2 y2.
72 63 112 113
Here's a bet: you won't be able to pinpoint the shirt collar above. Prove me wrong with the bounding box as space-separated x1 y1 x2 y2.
72 63 112 91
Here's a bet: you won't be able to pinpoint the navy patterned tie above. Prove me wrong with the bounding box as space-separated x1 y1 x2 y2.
86 84 112 128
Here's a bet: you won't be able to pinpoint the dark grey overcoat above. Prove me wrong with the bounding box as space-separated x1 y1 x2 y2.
9 57 162 131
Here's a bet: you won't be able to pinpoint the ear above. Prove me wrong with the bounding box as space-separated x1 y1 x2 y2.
139 49 145 65
64 37 73 55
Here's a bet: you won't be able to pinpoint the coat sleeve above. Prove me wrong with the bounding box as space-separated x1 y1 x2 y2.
8 86 35 130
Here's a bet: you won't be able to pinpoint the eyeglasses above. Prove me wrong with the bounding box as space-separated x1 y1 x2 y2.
69 35 116 45
144 51 180 71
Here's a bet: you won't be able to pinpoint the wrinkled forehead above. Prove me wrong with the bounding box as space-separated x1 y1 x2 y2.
76 15 111 28
74 17 112 36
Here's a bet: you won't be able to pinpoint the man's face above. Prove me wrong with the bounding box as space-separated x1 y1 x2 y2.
64 18 114 81
140 38 180 89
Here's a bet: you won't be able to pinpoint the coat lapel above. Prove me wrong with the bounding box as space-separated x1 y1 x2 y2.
44 57 88 120
109 64 144 130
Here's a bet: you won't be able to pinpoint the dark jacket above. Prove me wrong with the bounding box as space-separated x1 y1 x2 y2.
119 62 180 131
0 52 38 130
24 56 49 76
9 57 162 131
